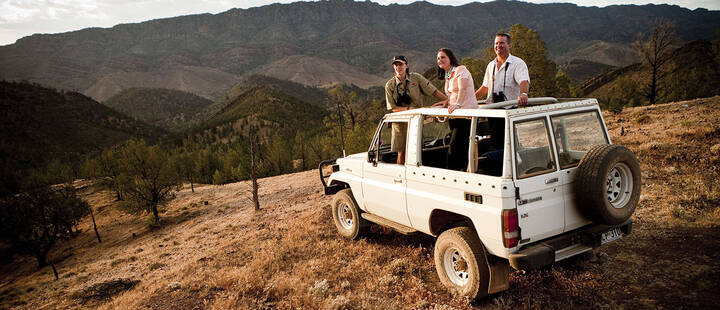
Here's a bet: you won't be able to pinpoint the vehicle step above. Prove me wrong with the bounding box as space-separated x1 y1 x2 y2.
554 243 593 262
361 213 417 235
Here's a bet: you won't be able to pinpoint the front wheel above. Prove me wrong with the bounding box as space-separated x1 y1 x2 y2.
331 189 368 240
434 227 489 300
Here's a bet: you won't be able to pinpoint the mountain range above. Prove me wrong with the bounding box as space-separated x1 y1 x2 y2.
0 0 718 102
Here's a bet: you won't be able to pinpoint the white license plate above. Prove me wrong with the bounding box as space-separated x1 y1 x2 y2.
601 227 623 245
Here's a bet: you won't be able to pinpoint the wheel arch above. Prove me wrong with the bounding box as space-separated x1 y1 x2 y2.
429 209 476 237
326 179 349 195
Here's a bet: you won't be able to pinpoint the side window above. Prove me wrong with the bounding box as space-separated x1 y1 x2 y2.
514 118 556 179
420 116 451 169
551 111 608 168
419 116 472 172
475 117 504 176
375 121 408 164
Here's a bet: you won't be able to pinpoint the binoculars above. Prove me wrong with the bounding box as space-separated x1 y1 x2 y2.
492 91 507 103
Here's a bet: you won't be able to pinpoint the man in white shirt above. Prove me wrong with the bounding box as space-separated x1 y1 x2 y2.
475 32 530 105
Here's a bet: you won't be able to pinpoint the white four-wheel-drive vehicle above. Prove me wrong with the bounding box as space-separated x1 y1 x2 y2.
319 98 641 299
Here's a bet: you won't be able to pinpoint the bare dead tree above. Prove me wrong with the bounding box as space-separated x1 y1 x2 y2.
633 19 677 105
50 262 59 280
89 206 101 243
250 133 260 211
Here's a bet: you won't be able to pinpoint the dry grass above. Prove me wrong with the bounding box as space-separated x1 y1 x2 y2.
1 97 719 309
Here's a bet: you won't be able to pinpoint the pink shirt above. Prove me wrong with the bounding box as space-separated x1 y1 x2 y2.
444 65 478 109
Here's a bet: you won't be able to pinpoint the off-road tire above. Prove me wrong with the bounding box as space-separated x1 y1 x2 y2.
331 189 368 240
434 227 490 300
575 144 641 225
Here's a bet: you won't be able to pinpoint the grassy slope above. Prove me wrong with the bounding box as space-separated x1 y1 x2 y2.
1 97 719 309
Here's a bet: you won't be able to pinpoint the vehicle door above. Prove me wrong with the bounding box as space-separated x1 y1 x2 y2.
363 119 410 226
512 116 564 243
549 109 610 232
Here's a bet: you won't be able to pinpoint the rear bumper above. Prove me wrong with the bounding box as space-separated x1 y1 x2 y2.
509 219 632 270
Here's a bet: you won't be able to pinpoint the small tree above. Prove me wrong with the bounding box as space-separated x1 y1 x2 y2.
82 147 125 200
193 147 217 184
611 75 644 107
173 151 196 192
117 140 181 226
265 132 292 175
328 85 359 129
0 185 90 276
232 130 267 210
554 69 579 98
293 131 308 171
633 19 677 105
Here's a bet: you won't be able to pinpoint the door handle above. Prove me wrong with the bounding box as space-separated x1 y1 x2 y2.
545 177 559 184
393 178 403 183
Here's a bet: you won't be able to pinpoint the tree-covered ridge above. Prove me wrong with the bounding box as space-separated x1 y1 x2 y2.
195 85 327 145
103 88 212 132
0 81 166 195
0 81 165 162
208 74 329 116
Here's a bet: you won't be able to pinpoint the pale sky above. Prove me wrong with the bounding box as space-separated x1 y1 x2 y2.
1 0 717 46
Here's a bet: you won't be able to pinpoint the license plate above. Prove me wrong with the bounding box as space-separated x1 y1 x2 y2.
601 227 623 245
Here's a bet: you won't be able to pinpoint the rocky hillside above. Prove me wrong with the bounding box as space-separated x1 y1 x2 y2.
248 55 386 89
0 0 717 101
0 97 718 309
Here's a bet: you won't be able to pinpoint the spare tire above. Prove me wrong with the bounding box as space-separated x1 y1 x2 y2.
574 144 641 225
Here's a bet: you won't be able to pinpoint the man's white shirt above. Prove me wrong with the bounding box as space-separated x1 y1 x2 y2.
481 54 530 103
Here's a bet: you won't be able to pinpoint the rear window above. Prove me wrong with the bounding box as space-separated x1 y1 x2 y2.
514 118 556 179
550 111 608 168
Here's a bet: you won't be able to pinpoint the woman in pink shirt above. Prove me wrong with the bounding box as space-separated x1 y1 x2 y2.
433 48 477 171
433 48 478 113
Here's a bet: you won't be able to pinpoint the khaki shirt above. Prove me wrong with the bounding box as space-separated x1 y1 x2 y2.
385 72 438 110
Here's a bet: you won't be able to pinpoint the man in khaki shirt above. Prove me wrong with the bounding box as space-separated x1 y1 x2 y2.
385 55 447 164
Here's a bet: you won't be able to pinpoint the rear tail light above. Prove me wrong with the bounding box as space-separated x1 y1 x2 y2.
502 209 519 248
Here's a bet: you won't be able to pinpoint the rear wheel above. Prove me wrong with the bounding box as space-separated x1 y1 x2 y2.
434 227 489 300
331 189 368 239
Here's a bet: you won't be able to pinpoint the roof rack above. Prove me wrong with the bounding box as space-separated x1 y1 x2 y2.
477 97 559 109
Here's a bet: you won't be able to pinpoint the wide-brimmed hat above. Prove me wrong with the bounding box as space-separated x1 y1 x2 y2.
391 55 407 65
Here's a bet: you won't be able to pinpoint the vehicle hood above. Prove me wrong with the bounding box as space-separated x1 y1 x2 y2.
338 152 367 165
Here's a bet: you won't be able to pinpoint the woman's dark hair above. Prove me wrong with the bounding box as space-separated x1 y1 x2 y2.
437 48 461 80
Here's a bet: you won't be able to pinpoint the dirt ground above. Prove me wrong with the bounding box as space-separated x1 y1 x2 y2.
1 97 719 309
